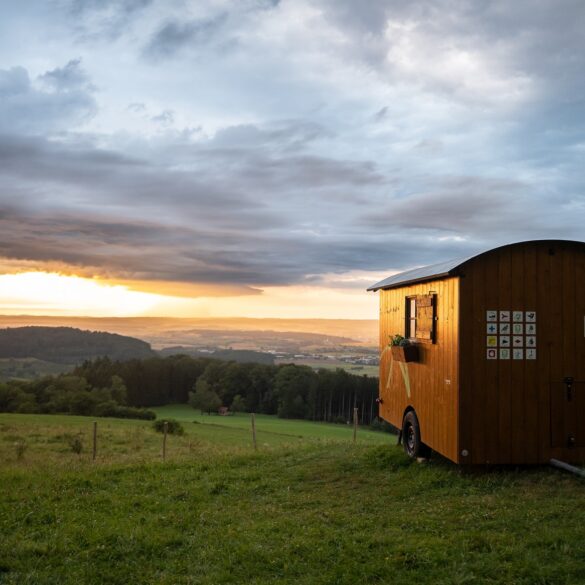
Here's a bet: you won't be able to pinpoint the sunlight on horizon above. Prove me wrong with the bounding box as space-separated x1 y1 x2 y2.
0 271 380 319
0 272 163 317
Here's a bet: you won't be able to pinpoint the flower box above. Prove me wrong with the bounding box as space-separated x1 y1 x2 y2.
391 345 419 363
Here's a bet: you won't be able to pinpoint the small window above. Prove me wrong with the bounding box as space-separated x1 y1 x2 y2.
406 297 417 339
405 294 437 343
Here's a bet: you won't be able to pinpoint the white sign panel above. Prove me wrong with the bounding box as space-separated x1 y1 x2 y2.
485 309 537 361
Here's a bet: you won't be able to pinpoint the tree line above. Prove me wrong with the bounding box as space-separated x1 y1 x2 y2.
0 354 382 425
0 374 155 419
73 355 380 424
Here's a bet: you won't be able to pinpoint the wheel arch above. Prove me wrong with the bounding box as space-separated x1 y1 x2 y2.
402 405 416 421
401 406 431 459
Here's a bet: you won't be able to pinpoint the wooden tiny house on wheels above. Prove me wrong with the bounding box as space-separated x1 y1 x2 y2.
368 240 585 466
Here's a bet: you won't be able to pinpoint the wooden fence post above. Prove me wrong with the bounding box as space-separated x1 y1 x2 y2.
251 413 257 451
353 407 358 444
162 421 168 461
92 421 97 461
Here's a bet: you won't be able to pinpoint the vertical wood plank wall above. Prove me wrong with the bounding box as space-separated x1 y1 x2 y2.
458 241 585 464
378 277 459 462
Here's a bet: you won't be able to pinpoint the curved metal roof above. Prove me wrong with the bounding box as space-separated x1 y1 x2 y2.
367 239 585 292
366 256 472 291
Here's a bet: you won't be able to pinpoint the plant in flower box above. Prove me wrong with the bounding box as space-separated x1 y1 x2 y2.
389 334 418 362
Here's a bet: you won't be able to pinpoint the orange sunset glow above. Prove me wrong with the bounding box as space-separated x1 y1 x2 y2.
0 272 163 316
0 271 381 319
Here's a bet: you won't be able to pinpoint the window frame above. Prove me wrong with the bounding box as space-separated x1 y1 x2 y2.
405 293 437 344
405 296 418 340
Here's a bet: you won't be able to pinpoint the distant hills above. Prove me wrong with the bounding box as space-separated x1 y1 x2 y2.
0 326 155 364
0 320 379 381
0 317 379 381
0 316 378 346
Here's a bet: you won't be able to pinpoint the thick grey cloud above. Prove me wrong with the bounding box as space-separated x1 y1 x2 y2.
143 14 228 60
38 59 92 91
320 0 585 95
66 0 154 41
2 125 566 289
0 199 468 290
0 0 584 297
0 64 96 135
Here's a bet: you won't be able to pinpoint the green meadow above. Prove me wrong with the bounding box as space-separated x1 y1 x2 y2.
156 404 390 444
1 408 585 585
0 405 389 468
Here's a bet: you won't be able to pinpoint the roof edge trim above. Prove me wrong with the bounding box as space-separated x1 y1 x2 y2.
366 271 453 292
367 239 585 292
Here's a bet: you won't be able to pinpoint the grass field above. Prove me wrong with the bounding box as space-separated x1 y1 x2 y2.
0 407 389 468
1 411 585 584
155 404 390 444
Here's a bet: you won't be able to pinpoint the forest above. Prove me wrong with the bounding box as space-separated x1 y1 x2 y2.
0 354 381 425
0 327 154 363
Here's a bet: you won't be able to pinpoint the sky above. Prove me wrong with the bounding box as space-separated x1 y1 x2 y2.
0 0 584 318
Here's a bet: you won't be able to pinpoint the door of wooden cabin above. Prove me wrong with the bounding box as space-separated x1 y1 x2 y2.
549 250 585 449
550 374 585 448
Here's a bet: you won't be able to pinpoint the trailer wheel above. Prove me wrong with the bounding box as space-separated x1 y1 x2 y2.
402 411 430 459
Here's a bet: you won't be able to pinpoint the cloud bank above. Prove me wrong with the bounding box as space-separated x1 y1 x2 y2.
0 0 584 300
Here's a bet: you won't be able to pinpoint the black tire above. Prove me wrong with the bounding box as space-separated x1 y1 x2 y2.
402 411 430 459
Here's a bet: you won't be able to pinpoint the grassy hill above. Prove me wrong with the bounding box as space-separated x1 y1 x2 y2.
0 407 389 462
155 405 389 443
1 411 584 584
0 326 154 365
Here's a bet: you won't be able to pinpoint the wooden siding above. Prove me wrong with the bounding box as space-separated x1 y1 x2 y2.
459 241 585 464
378 277 459 462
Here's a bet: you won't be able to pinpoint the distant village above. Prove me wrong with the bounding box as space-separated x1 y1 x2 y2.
270 351 379 367
193 345 379 376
